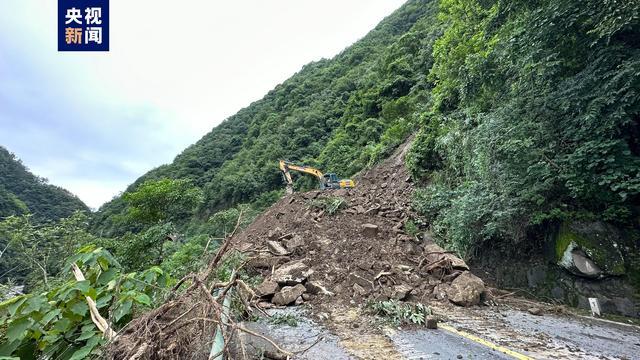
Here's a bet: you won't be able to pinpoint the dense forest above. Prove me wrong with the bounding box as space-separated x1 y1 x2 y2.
1 0 639 358
0 146 88 221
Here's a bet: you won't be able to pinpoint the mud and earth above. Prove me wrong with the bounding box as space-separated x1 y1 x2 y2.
228 140 640 359
234 141 484 309
112 139 640 359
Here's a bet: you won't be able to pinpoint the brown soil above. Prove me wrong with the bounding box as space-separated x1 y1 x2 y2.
232 139 474 307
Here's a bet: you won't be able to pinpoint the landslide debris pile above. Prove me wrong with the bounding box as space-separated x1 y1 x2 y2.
234 142 486 309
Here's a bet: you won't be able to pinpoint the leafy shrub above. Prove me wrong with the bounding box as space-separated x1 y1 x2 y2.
309 197 347 215
267 313 299 327
366 300 431 326
0 246 170 359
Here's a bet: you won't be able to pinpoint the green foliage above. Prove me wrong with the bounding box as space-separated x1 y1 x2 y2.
309 196 347 215
0 212 98 288
0 146 87 221
112 223 176 271
123 178 203 225
410 0 640 256
0 246 170 359
366 300 431 326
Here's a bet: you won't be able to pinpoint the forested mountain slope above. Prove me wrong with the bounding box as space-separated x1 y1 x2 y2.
0 146 88 221
93 0 441 235
95 0 639 269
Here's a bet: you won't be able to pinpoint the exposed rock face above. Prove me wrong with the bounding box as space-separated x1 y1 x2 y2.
272 284 307 306
447 271 485 306
272 261 313 286
556 221 625 278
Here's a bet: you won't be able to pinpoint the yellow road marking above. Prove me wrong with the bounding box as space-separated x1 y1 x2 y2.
439 324 533 360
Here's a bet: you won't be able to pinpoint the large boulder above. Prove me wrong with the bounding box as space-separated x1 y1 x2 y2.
447 271 485 306
272 261 313 286
272 284 306 306
555 221 625 278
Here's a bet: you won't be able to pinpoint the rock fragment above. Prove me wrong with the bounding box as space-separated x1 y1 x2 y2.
282 234 304 251
266 240 290 256
426 315 438 329
272 261 313 286
255 280 279 297
272 284 307 306
306 281 335 296
391 284 413 300
528 307 543 316
361 224 379 238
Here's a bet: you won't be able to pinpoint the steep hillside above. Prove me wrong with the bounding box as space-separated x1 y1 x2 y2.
93 0 442 235
0 146 88 221
93 0 639 308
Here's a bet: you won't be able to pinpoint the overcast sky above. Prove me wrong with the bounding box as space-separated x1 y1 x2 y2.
0 0 405 209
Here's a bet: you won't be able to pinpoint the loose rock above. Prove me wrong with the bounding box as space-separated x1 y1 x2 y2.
266 240 290 256
426 315 438 329
272 261 313 286
272 284 307 306
447 271 485 306
528 307 543 316
255 280 280 297
361 224 379 238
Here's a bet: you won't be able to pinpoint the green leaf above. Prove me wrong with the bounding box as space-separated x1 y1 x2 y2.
95 293 113 309
76 326 97 341
22 296 48 315
134 293 151 306
97 268 118 285
70 301 89 316
73 280 91 294
68 344 95 360
40 309 62 325
0 340 21 357
114 299 133 322
6 317 31 342
53 317 72 332
4 296 27 317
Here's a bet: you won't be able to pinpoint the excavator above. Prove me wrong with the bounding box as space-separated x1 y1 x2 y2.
279 160 355 194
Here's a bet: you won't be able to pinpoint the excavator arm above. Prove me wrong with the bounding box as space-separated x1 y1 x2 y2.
279 160 355 193
279 160 324 194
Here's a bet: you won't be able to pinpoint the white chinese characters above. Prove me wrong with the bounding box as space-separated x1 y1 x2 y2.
85 7 102 25
64 6 103 46
65 8 82 25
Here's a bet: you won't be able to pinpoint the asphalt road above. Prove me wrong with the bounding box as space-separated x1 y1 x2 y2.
241 307 640 359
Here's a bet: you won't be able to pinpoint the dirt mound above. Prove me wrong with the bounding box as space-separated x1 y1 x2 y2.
233 140 485 308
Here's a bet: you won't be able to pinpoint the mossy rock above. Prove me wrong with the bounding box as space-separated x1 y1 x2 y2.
555 221 626 276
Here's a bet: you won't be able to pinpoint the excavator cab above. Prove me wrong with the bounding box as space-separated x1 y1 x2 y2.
323 173 340 189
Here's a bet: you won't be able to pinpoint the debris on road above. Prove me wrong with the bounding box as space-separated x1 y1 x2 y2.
234 140 488 309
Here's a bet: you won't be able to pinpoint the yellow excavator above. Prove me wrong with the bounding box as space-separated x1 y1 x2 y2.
279 160 355 194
